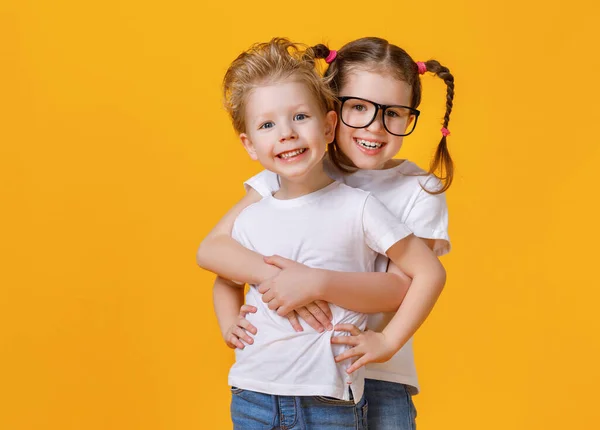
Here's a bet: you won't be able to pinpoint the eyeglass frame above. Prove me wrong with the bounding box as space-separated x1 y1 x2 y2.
337 96 421 137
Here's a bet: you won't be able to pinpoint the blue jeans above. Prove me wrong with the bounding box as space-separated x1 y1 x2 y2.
230 387 368 429
364 379 417 430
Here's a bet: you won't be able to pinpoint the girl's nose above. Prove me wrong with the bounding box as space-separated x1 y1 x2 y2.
366 111 385 133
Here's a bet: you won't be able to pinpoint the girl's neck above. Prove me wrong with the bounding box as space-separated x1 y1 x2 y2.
274 162 334 200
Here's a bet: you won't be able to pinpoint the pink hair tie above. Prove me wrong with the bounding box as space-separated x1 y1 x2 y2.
325 50 337 64
416 61 427 75
441 127 451 137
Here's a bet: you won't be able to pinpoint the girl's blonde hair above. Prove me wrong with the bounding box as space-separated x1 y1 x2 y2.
223 38 337 134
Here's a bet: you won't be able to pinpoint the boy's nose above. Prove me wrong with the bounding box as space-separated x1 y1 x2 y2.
279 129 297 143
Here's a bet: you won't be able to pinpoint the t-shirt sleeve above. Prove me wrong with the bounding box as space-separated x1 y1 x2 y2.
404 176 450 256
362 194 413 255
243 170 280 197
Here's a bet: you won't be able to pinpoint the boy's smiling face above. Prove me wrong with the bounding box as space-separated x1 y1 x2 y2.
240 79 336 180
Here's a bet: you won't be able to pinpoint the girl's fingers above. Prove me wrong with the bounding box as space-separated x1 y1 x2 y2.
238 318 257 335
257 282 270 294
267 298 281 311
305 302 333 330
334 347 362 363
264 254 294 268
295 306 325 333
261 289 275 304
286 311 303 332
315 300 333 321
330 335 360 346
334 324 362 336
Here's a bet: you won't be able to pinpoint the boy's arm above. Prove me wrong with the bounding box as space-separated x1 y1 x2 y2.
333 234 446 373
213 276 257 349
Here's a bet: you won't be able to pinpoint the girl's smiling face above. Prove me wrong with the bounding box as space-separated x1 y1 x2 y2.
336 69 415 170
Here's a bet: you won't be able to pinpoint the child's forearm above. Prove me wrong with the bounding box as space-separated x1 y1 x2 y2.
383 235 446 350
199 235 279 285
213 276 245 340
315 269 411 313
196 189 279 285
381 270 445 350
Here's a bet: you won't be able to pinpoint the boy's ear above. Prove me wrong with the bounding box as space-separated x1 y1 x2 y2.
239 133 258 160
324 111 338 144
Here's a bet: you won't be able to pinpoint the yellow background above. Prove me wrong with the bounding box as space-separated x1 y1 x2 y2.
1 1 599 429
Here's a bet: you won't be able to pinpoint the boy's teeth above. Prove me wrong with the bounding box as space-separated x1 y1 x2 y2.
356 139 383 149
279 148 306 159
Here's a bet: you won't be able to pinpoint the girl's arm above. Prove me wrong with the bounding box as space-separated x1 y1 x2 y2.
197 190 412 315
197 189 280 285
333 234 446 373
258 255 411 314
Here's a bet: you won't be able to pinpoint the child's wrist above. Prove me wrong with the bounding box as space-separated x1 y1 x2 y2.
381 328 404 352
312 268 329 301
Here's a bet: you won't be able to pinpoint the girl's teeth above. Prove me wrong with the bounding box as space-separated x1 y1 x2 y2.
356 139 383 149
279 148 306 159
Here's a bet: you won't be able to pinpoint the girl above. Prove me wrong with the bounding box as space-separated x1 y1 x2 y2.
198 37 454 430
210 38 445 429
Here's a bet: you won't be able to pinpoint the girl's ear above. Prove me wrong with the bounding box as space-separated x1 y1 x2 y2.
239 133 258 160
324 110 338 144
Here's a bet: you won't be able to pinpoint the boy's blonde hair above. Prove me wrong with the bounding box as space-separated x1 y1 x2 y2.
223 38 337 134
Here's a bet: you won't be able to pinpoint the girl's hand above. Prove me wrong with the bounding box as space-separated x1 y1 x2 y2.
224 305 258 349
258 255 333 332
331 324 398 374
280 301 333 333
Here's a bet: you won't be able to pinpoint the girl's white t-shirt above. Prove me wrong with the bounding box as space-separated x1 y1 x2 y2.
229 181 413 402
244 157 450 394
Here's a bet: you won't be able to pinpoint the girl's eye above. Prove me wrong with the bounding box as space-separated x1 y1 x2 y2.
353 104 367 112
294 113 308 121
385 110 399 118
259 121 275 129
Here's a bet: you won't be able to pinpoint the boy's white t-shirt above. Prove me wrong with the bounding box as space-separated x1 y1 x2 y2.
228 181 412 402
244 157 450 394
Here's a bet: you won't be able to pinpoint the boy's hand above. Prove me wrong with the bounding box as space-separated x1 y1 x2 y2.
224 305 257 349
331 324 398 374
258 255 333 332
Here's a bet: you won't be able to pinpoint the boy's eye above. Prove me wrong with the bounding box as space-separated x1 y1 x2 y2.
259 121 275 130
294 113 308 121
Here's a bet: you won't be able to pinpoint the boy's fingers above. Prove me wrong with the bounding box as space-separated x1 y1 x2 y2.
330 335 360 346
333 324 362 336
238 318 257 335
334 347 361 363
347 355 370 374
233 326 253 345
229 334 244 350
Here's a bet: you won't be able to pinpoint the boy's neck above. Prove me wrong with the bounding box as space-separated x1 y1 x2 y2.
274 162 334 200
